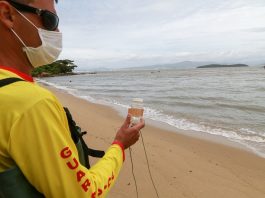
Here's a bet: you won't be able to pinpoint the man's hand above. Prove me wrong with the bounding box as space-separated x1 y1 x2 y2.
114 114 145 149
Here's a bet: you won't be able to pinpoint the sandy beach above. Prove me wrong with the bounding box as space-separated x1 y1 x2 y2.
42 84 265 198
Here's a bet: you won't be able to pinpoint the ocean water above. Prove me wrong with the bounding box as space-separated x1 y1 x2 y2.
39 67 265 158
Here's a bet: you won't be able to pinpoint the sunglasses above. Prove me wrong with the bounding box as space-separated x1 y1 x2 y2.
7 0 59 31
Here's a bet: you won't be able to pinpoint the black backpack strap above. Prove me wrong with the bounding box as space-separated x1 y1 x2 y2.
80 138 105 158
0 77 24 87
63 107 80 143
63 107 105 168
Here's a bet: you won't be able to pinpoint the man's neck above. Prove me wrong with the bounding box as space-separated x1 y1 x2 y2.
0 51 32 76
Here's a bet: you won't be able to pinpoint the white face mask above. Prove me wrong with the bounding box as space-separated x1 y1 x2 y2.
11 10 62 68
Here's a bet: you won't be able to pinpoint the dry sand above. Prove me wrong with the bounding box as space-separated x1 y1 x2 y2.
43 84 265 198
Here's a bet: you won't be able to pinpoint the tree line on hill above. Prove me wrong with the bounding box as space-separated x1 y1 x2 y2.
197 64 248 68
31 59 77 77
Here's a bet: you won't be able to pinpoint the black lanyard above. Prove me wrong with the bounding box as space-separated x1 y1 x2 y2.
0 77 25 88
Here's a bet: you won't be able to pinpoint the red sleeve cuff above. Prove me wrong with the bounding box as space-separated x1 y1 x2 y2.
112 140 125 161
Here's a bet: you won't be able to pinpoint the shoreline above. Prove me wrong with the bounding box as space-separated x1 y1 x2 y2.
41 83 265 198
39 80 262 158
114 103 255 155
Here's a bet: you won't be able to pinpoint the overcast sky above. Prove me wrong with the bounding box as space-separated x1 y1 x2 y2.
57 0 265 69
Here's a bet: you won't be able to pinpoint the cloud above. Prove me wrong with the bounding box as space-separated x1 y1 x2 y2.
244 27 265 32
57 0 265 68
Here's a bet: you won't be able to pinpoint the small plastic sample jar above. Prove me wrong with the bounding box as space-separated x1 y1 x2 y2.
128 98 144 125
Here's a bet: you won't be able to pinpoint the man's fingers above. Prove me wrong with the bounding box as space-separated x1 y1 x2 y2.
131 131 140 145
131 119 145 131
122 114 131 129
135 131 140 140
126 119 144 141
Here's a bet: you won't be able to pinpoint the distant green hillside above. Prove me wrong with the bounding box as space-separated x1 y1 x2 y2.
197 64 248 68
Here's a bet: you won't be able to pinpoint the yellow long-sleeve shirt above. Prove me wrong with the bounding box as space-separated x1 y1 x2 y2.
0 66 124 198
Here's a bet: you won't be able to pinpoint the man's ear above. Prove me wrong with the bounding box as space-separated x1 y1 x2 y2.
0 1 15 29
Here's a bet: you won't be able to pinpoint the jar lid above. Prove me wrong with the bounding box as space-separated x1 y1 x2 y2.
132 98 143 103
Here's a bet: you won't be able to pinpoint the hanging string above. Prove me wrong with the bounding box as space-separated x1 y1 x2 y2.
140 131 160 198
129 147 139 198
129 130 160 198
